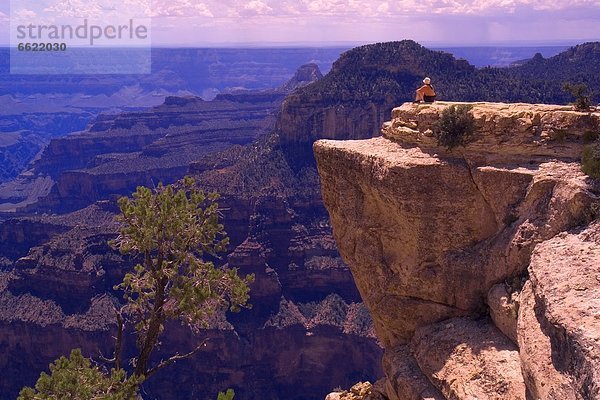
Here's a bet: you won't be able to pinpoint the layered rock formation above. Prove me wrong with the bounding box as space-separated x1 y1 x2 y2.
0 111 93 183
0 94 279 213
0 64 329 215
315 102 600 399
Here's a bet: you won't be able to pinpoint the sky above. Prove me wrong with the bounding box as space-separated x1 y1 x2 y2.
1 0 599 46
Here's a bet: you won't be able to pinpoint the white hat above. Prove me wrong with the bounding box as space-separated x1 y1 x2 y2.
423 77 431 84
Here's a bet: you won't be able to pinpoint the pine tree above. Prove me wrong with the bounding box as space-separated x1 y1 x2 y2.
19 177 253 397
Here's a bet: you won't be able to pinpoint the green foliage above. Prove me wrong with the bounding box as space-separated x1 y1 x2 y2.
112 176 253 376
217 389 235 400
582 140 600 179
289 41 600 111
18 349 140 400
433 104 476 150
563 82 593 111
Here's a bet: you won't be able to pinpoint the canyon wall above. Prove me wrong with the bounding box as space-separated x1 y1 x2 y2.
0 64 383 399
315 102 600 399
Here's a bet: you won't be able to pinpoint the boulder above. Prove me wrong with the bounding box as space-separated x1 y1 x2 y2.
411 318 526 400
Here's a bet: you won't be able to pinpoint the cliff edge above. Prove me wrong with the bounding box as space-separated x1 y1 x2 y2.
314 102 600 399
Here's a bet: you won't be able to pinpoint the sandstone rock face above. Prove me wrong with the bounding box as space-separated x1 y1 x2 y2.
517 282 580 400
382 346 444 400
314 102 600 400
315 136 593 346
277 97 390 145
520 222 600 399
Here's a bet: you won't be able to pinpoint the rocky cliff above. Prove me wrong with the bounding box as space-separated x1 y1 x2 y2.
315 102 600 399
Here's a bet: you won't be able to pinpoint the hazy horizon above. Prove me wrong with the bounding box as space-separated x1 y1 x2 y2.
0 40 590 48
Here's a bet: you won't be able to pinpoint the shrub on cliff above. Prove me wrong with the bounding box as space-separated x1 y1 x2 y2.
582 140 600 179
218 389 235 400
18 349 141 400
563 82 594 111
19 177 253 398
434 104 476 150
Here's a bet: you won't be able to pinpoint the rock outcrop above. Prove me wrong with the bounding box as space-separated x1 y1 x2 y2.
383 102 599 162
279 63 324 92
314 101 600 399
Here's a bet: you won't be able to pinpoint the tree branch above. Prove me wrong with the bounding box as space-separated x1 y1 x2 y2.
134 275 168 376
98 352 115 364
144 339 208 379
114 306 125 370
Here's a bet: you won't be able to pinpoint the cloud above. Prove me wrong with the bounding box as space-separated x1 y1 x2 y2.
146 0 598 22
298 0 598 16
144 0 599 45
244 0 273 14
40 0 152 19
418 0 600 15
377 2 390 13
0 11 8 21
43 0 104 18
151 0 213 17
13 9 38 20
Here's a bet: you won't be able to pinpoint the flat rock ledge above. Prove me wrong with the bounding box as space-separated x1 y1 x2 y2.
383 101 600 163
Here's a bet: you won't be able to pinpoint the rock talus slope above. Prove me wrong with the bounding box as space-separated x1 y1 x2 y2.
314 102 600 400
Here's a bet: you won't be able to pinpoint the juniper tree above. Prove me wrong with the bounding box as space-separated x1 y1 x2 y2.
19 177 252 398
563 82 593 111
111 176 252 378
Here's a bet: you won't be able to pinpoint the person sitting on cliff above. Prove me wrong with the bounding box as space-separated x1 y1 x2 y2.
414 77 436 103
